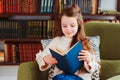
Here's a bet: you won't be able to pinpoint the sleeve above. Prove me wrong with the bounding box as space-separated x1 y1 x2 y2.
35 39 56 71
84 54 101 73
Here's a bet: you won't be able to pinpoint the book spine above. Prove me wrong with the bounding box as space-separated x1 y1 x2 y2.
0 0 3 13
92 0 98 14
0 41 5 62
40 0 44 13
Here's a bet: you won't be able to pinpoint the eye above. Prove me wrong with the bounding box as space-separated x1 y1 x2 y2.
71 25 75 27
62 25 67 28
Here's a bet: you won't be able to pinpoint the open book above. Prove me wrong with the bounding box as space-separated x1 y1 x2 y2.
49 41 84 75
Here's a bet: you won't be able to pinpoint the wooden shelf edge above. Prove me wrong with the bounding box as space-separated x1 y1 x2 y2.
83 14 120 16
0 38 42 43
0 62 20 66
0 13 54 19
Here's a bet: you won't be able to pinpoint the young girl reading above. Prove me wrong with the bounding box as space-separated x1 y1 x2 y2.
36 4 100 80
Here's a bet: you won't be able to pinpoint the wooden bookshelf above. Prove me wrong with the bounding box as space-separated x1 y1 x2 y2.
117 0 120 12
0 0 57 65
83 14 119 20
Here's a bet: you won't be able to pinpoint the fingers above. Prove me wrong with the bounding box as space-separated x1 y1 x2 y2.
49 56 58 64
78 50 93 63
79 50 90 56
44 55 58 64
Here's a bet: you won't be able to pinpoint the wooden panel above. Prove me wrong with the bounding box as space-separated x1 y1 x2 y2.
117 0 120 12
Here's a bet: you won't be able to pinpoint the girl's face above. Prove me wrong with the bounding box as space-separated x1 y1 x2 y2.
61 15 78 38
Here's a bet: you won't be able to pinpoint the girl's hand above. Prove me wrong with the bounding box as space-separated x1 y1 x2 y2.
43 55 58 65
78 50 93 64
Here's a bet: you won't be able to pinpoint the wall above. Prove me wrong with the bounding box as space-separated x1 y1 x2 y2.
99 0 117 10
0 66 19 80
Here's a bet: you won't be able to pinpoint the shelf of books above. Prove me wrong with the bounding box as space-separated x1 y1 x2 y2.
0 0 55 14
0 0 56 65
0 19 55 65
58 0 98 14
0 19 54 39
0 41 43 65
58 0 120 23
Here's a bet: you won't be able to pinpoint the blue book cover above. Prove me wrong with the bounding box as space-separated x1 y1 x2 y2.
49 41 84 75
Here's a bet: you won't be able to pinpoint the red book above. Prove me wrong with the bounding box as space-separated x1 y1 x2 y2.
25 43 31 61
29 0 33 13
17 0 20 13
28 43 34 61
11 0 20 13
0 0 3 13
19 43 24 63
6 43 13 63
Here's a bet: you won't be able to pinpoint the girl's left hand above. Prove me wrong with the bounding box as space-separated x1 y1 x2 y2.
78 50 93 64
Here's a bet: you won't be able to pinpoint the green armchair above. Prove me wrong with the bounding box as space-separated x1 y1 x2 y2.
17 61 49 80
17 22 120 80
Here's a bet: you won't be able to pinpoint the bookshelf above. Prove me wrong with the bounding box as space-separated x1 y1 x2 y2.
0 0 57 65
0 0 120 65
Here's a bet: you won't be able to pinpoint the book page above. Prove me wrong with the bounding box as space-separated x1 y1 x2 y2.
50 45 66 56
50 42 80 56
55 46 65 55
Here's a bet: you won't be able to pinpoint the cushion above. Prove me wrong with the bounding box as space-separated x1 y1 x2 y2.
41 39 52 49
88 36 100 61
100 60 120 80
88 36 100 80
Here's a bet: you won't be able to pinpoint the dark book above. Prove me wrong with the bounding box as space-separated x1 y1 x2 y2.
49 41 84 75
0 41 5 62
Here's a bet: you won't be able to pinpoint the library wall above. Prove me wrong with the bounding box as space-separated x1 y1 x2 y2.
99 0 117 10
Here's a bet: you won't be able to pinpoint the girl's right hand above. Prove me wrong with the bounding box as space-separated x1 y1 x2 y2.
43 55 58 65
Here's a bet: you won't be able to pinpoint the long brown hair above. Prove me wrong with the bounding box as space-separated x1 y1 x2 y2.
55 4 93 52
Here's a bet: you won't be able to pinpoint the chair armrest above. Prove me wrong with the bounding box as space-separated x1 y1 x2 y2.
17 61 49 80
100 60 120 80
106 75 120 80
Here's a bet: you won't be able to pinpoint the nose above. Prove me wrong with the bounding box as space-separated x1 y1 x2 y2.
66 26 71 31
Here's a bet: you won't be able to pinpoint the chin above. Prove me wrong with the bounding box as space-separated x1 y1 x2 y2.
66 36 73 38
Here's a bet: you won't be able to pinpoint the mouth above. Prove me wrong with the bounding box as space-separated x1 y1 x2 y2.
66 33 71 35
66 32 72 34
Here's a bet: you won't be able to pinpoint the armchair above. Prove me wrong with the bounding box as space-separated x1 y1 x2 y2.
17 22 120 80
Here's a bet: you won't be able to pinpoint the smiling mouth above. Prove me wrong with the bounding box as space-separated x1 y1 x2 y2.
66 32 72 34
66 33 71 34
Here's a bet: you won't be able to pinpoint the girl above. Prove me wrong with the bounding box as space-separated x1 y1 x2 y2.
36 4 100 80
